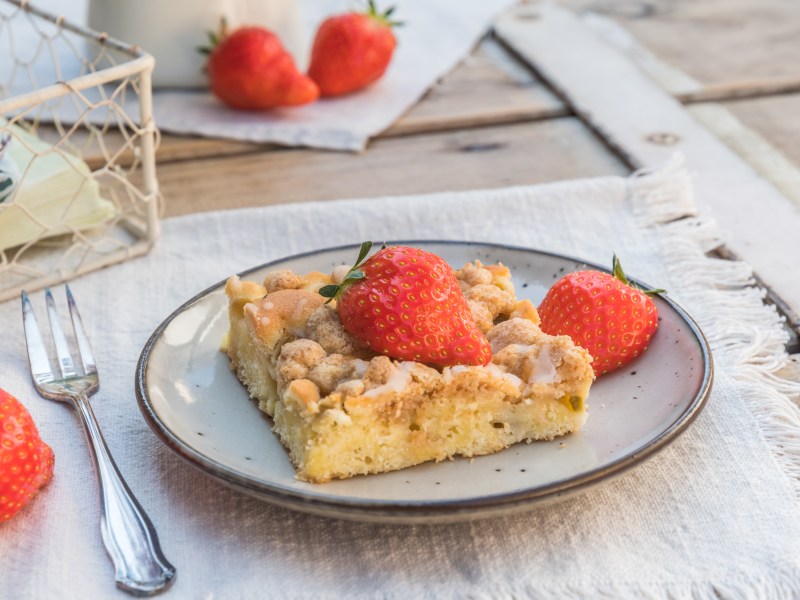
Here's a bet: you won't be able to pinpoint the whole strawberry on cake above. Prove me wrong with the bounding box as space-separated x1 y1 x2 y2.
221 243 595 482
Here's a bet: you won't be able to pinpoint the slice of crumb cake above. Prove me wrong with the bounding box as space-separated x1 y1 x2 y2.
221 257 594 483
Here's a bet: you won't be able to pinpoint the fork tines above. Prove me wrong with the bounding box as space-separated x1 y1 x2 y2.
22 286 97 382
65 286 97 377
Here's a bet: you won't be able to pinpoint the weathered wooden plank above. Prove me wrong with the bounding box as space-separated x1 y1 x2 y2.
385 37 567 137
152 135 266 166
155 117 627 217
555 6 800 103
496 3 800 329
676 77 800 105
687 102 800 208
719 93 800 171
561 9 800 209
554 0 800 94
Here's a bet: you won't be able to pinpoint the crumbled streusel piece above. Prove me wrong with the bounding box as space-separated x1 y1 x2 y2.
306 306 367 357
465 284 516 320
456 261 494 288
406 361 440 389
277 339 326 390
486 318 542 353
510 299 540 325
363 355 394 389
263 269 306 293
468 300 494 333
307 353 356 395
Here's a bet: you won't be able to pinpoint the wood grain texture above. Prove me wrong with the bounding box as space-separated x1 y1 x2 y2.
554 0 800 90
688 102 800 208
155 117 628 217
559 7 800 208
496 3 800 327
721 93 800 169
385 38 567 136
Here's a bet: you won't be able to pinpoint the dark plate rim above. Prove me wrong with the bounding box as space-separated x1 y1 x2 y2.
134 240 713 521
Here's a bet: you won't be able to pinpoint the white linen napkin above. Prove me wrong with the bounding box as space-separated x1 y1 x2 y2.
7 0 515 152
149 0 516 151
1 161 798 598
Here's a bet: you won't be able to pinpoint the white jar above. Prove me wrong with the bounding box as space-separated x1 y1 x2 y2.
87 0 309 88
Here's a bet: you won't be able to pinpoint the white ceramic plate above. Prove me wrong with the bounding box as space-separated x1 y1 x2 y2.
135 242 712 523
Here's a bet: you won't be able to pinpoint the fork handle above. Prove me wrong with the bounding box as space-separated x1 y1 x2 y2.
73 393 176 596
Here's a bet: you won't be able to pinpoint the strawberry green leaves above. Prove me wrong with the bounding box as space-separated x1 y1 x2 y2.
611 254 666 297
319 240 374 304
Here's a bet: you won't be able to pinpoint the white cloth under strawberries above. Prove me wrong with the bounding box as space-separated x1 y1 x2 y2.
30 0 517 151
148 0 518 151
0 162 798 598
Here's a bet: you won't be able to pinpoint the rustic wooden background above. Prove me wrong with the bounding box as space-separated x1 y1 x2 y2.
151 0 800 217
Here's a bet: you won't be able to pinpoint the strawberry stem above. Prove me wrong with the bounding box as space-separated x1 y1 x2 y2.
366 0 404 27
319 241 374 304
612 254 666 296
612 254 629 286
197 17 229 58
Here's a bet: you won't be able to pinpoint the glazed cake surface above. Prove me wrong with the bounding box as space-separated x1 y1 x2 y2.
221 261 594 483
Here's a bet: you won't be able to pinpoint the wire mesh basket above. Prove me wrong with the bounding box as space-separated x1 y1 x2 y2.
0 0 159 302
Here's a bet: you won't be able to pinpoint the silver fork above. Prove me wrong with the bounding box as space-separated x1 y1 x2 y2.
22 286 176 596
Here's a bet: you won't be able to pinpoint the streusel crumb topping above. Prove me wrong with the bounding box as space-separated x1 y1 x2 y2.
228 261 592 416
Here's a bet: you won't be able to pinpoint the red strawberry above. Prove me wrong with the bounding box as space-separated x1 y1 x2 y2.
0 389 54 523
202 22 319 110
308 1 401 97
537 256 663 376
320 242 492 366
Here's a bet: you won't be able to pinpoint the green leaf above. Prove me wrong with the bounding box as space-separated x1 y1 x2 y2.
317 241 379 304
344 269 365 282
319 284 339 298
612 254 667 296
354 241 373 268
612 254 629 285
643 288 667 297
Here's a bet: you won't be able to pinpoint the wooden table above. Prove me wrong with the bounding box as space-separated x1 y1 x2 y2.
120 1 800 358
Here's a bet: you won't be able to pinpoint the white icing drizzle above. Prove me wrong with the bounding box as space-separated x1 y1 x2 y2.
484 363 523 388
289 298 308 336
527 345 559 384
351 359 369 378
362 362 414 398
